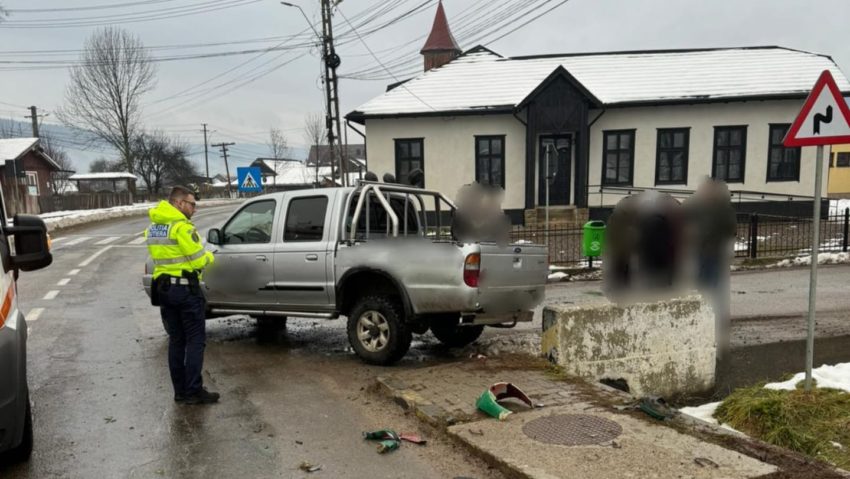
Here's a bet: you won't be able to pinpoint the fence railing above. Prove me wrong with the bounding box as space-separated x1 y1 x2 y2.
509 208 850 266
735 209 850 259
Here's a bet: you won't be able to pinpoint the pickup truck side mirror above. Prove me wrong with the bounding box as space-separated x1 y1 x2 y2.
7 214 52 272
207 228 222 245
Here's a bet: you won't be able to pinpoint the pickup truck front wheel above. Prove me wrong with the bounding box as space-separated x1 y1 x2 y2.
430 316 484 348
347 296 411 365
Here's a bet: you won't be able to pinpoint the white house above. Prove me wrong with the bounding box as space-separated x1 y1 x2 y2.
347 2 850 223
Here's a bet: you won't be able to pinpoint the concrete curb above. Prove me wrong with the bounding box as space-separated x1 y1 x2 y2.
43 199 240 233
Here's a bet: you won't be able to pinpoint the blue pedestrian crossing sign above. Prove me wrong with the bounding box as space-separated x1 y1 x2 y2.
237 167 262 192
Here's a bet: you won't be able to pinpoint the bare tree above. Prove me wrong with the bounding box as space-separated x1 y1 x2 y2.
304 113 325 186
89 158 123 173
268 127 289 159
132 131 196 194
40 133 76 195
58 27 156 174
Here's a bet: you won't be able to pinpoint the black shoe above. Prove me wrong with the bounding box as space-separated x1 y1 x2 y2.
183 388 220 405
174 394 187 403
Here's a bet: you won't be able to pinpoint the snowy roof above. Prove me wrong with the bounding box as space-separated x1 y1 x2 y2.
349 46 850 119
0 137 60 169
235 160 331 186
69 172 137 181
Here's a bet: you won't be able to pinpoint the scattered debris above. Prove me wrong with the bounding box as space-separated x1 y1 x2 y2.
295 440 303 445
104 416 117 424
638 396 676 420
469 353 487 360
476 382 533 420
299 461 322 473
377 440 400 454
399 433 427 445
694 457 720 468
468 428 484 436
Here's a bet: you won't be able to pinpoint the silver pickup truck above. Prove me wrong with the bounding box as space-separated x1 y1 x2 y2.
145 181 547 365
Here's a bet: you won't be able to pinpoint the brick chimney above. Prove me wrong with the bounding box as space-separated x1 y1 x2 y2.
420 1 461 72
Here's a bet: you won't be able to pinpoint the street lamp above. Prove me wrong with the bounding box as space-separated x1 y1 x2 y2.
281 2 322 39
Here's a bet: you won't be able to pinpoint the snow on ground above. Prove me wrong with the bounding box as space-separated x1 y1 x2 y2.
772 252 850 268
764 363 850 392
830 199 850 215
548 272 569 281
680 362 850 431
40 199 239 231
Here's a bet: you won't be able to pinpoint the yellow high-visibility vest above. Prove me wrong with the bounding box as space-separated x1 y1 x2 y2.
145 201 214 279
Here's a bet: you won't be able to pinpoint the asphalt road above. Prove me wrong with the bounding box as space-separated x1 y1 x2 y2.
1 205 504 479
2 204 849 476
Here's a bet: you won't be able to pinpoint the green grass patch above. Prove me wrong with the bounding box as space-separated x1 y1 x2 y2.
714 382 850 469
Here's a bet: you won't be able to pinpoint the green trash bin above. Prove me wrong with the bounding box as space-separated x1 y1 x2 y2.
582 220 606 258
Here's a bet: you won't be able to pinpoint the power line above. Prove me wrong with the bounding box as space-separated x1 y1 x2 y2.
7 0 178 13
0 0 262 29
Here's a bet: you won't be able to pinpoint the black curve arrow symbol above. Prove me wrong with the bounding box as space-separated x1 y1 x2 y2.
814 105 833 135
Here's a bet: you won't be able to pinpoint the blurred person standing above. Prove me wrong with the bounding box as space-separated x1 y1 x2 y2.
686 178 737 360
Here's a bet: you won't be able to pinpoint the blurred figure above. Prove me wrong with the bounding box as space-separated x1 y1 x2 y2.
452 183 510 244
685 178 737 360
603 195 640 294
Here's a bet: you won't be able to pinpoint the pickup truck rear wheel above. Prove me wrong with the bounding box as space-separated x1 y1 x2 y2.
430 316 484 348
347 296 411 365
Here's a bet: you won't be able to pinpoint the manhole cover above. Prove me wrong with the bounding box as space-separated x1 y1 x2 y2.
522 414 622 446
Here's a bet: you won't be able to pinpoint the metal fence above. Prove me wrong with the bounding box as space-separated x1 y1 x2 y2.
509 208 850 266
735 209 850 259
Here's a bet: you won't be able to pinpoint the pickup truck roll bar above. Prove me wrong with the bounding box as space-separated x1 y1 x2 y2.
346 180 457 242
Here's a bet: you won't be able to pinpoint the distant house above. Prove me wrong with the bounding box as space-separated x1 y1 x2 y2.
0 137 62 214
306 144 366 175
69 172 137 194
828 144 850 199
0 137 61 197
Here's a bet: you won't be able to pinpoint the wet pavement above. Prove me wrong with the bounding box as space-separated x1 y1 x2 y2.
1 204 849 477
0 205 504 479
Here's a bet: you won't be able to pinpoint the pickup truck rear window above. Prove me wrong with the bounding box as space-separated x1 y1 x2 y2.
347 194 420 237
285 196 328 242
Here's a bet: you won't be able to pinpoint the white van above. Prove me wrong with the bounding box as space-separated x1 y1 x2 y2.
0 192 53 463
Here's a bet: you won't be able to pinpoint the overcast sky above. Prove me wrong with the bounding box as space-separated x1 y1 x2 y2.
0 0 847 174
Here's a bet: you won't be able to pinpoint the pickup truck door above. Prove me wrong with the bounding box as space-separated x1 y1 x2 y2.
272 193 333 310
204 198 278 308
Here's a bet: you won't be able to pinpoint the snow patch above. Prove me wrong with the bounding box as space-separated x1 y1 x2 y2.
765 362 850 392
548 272 569 281
829 199 850 215
679 401 739 432
772 252 850 268
40 199 239 232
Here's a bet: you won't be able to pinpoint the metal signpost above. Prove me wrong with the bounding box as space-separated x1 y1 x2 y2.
783 70 850 390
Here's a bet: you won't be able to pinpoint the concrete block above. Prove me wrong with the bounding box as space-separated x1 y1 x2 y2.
542 295 715 397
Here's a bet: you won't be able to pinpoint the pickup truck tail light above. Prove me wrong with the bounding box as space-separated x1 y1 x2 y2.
464 253 480 287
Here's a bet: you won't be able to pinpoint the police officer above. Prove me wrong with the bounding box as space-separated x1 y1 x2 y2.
146 186 218 404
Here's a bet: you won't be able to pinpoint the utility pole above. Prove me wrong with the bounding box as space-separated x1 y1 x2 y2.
212 142 235 197
25 106 45 138
201 123 210 180
319 0 347 186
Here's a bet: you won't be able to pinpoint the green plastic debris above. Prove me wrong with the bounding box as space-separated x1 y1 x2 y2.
377 440 400 454
363 429 401 454
476 390 513 420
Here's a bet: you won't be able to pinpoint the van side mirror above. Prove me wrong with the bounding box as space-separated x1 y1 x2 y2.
207 228 222 245
7 214 52 272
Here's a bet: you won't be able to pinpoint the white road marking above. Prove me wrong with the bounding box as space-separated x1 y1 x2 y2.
63 236 91 246
57 278 70 286
43 290 59 300
68 269 80 276
49 237 66 243
27 308 44 322
129 236 147 245
95 236 121 245
79 245 114 267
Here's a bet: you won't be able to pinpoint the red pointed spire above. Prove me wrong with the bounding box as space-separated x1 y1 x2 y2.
421 1 460 54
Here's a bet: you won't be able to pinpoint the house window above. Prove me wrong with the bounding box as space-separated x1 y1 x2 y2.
602 130 635 186
712 126 747 183
475 136 505 188
767 124 800 182
655 128 689 185
836 152 850 168
25 171 38 196
395 139 424 186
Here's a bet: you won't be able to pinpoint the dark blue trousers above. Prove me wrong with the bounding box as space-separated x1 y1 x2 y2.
159 282 206 397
